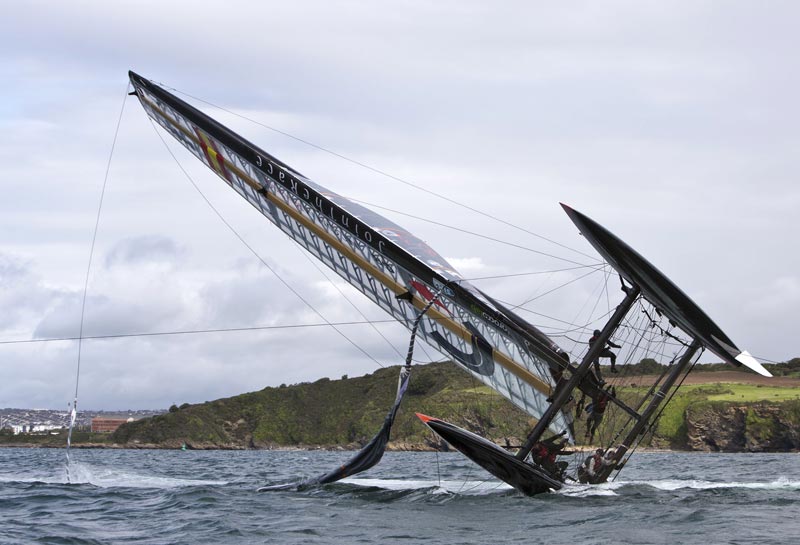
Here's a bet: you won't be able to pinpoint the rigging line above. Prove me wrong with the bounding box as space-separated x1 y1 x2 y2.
572 267 608 325
544 307 620 337
640 306 691 348
462 265 599 281
146 117 387 369
557 264 613 355
349 198 599 267
577 266 614 343
158 83 600 261
750 355 785 365
622 321 671 417
66 83 130 474
595 266 614 328
560 305 627 365
620 350 704 479
291 243 406 360
0 320 402 346
511 266 604 309
614 324 688 350
621 305 651 369
489 295 616 331
434 446 442 490
300 251 438 363
612 316 690 350
601 309 654 444
515 269 555 313
634 301 674 362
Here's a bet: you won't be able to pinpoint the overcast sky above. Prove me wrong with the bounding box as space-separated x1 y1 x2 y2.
2 1 798 411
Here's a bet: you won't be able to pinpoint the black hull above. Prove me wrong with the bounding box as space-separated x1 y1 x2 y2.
417 414 562 496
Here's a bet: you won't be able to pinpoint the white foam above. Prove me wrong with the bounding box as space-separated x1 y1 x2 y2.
341 477 512 495
557 482 619 497
0 462 227 489
65 461 228 489
609 477 800 491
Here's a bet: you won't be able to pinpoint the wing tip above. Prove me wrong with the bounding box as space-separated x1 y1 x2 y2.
736 350 772 377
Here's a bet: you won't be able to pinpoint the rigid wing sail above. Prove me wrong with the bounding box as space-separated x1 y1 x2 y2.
128 71 574 440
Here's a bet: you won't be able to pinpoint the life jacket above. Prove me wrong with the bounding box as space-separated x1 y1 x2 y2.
591 453 603 473
536 444 548 460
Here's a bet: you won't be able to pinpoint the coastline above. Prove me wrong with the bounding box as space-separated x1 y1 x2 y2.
2 442 795 453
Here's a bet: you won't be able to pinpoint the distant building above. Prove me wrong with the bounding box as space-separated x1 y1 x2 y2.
10 423 64 435
91 417 135 433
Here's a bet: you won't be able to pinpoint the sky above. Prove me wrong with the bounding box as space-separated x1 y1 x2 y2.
1 1 798 410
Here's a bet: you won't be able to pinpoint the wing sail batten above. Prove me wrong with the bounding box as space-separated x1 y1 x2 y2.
129 71 574 437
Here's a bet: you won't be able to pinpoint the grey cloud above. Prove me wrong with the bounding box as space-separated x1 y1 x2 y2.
0 254 71 332
104 235 182 267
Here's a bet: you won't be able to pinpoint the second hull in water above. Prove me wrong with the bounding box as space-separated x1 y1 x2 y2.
416 413 562 496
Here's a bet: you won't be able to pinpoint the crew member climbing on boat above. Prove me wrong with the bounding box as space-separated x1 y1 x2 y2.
584 387 614 443
589 329 621 379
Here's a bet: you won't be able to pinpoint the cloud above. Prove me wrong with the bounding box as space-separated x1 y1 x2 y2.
104 235 182 267
1 1 798 409
0 254 72 333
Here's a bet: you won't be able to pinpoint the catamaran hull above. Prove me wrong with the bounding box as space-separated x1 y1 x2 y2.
416 414 562 496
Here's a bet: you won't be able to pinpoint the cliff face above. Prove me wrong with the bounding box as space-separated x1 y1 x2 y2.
684 401 800 452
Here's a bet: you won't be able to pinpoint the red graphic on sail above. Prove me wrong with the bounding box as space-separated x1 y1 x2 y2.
194 128 234 183
410 279 450 314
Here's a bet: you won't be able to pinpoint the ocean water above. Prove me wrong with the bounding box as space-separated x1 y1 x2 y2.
0 448 797 545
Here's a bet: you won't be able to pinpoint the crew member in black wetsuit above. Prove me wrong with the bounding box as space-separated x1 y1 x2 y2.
588 329 621 380
584 387 614 443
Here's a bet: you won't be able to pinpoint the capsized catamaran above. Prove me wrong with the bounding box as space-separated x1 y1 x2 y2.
128 71 770 495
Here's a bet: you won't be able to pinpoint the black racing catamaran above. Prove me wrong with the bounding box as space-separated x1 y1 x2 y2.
128 72 770 495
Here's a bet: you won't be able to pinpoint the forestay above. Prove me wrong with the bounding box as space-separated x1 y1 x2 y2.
129 72 573 439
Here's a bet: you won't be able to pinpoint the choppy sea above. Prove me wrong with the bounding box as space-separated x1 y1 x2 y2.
0 448 797 544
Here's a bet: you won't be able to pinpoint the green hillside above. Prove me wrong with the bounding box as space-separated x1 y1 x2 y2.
4 359 798 451
111 359 800 451
111 361 535 449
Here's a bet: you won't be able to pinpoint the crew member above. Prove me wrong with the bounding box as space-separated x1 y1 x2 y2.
578 448 605 482
531 433 568 478
584 387 614 443
588 329 621 379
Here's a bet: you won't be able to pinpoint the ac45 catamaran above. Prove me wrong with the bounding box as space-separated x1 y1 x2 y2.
128 71 770 495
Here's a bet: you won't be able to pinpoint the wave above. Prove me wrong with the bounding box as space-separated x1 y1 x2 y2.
341 477 513 495
557 483 619 497
276 474 800 498
0 461 228 489
559 476 800 495
617 476 800 491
